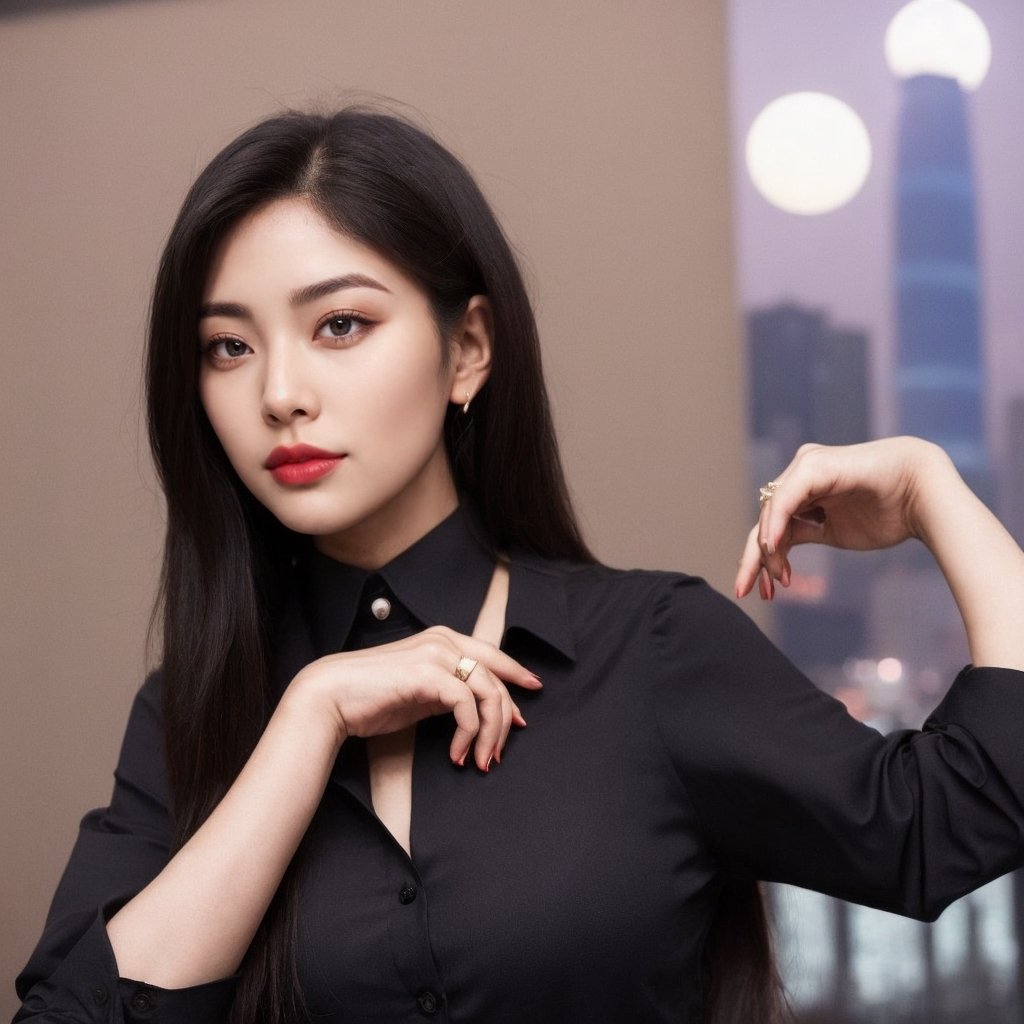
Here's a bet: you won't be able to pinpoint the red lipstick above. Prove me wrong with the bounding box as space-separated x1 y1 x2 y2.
264 444 344 485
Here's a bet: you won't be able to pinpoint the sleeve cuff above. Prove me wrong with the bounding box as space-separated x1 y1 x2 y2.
16 906 236 1023
925 664 1024 794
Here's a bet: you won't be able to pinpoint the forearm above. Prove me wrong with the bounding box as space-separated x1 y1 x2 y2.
913 444 1024 670
106 684 339 988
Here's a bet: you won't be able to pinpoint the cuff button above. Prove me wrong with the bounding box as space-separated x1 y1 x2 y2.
130 989 155 1016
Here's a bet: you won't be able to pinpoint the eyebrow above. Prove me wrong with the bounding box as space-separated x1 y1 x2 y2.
199 273 392 320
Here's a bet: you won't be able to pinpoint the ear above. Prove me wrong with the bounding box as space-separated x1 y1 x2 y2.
448 295 493 408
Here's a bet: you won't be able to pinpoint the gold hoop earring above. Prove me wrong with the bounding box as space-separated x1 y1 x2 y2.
462 391 473 414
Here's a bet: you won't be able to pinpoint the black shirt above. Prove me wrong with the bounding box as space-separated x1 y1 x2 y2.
15 509 1024 1023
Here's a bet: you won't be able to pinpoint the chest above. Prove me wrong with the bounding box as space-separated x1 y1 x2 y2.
367 728 415 855
297 688 717 1024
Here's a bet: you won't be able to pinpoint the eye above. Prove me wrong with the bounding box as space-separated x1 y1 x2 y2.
202 335 252 365
314 310 373 344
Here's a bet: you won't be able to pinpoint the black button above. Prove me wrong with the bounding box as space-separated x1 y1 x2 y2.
417 990 439 1015
129 989 155 1015
399 884 418 905
91 986 109 1006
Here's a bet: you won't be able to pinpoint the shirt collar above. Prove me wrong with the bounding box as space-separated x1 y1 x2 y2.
507 554 576 661
297 506 575 661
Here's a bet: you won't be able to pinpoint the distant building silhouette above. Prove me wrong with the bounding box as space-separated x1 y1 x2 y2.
746 302 872 672
748 302 871 454
894 73 992 504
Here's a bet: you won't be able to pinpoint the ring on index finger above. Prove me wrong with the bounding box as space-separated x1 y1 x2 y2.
758 480 780 507
454 656 478 683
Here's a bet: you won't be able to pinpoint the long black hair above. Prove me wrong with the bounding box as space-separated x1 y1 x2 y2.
145 107 786 1023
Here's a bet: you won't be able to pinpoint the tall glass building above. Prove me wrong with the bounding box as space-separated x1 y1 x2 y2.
895 73 991 504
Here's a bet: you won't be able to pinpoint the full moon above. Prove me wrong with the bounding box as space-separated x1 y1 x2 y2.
745 92 872 216
885 0 991 91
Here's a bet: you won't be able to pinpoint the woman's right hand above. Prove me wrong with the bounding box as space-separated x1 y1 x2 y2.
287 626 542 770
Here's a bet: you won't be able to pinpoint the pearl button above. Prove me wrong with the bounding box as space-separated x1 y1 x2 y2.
371 597 392 621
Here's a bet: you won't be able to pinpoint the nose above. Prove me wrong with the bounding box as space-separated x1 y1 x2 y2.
260 346 321 426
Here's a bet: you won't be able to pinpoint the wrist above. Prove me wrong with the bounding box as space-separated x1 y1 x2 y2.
905 439 970 545
279 664 348 751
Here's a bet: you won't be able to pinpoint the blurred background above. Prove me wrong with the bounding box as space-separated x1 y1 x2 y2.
2 1 1021 1021
730 1 1024 1020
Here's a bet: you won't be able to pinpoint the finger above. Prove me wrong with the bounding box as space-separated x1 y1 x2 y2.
735 524 766 598
491 688 515 765
761 452 838 555
761 520 792 583
786 515 828 549
433 677 480 766
463 664 512 771
428 627 542 690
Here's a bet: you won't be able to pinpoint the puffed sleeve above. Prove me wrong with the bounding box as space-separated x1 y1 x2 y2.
651 575 1024 921
14 672 236 1023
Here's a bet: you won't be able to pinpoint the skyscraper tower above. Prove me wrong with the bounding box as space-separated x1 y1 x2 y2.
894 75 990 501
887 0 993 504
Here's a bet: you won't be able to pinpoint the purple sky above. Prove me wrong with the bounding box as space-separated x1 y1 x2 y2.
728 0 1024 462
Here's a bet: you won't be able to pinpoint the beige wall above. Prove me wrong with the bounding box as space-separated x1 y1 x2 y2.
0 0 745 1009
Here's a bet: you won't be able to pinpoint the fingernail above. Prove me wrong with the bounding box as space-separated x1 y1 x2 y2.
494 748 502 765
453 753 466 767
483 755 493 773
529 673 543 686
513 714 527 727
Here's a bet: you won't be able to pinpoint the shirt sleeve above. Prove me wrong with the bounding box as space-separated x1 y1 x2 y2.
14 672 237 1023
651 575 1024 922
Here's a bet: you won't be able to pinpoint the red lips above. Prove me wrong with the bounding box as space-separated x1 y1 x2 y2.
264 444 342 469
264 444 344 485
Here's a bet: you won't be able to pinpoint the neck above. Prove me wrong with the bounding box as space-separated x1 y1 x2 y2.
313 458 459 570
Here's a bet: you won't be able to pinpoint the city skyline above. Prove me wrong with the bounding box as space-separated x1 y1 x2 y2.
729 0 1024 465
732 6 1024 1016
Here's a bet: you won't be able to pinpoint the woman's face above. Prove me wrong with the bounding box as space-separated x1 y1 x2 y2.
198 197 488 568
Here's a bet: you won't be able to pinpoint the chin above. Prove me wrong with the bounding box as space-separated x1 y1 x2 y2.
271 507 363 540
247 487 349 534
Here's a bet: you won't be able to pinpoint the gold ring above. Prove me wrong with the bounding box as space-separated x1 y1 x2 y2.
454 656 478 683
758 480 780 507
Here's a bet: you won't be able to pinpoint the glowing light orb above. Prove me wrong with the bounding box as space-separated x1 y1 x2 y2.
877 657 904 683
885 0 991 91
745 92 872 216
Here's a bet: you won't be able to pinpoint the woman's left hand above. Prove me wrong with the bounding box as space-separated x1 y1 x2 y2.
735 437 956 600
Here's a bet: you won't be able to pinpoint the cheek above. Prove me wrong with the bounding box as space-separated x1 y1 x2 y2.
199 377 251 468
351 343 451 442
383 364 450 443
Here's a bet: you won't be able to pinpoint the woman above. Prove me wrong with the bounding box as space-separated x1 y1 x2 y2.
14 108 1024 1024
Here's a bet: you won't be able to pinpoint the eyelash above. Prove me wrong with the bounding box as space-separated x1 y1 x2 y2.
314 309 374 343
200 310 374 366
201 335 251 365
